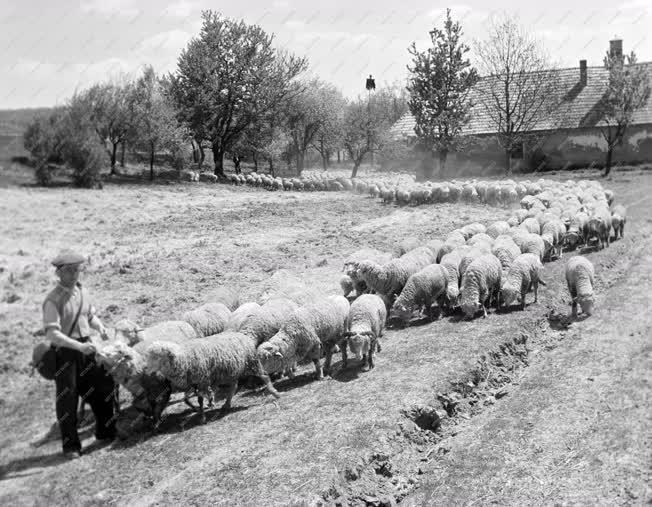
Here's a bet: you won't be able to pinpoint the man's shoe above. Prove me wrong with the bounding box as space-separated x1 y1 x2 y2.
63 450 82 460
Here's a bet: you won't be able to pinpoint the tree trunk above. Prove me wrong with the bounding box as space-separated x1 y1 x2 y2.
296 151 305 176
191 140 198 163
320 140 327 170
110 142 118 175
268 158 274 177
212 143 225 177
120 141 126 167
149 141 155 181
604 146 613 176
351 157 362 178
253 153 258 171
198 143 205 169
505 149 512 175
337 150 341 163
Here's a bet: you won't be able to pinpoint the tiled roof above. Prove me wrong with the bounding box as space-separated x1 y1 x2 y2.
390 62 652 138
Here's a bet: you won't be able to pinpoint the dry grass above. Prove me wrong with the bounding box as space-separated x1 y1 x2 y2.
0 167 649 505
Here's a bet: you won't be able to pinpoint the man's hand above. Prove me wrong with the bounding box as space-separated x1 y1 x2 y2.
98 325 111 341
79 343 96 355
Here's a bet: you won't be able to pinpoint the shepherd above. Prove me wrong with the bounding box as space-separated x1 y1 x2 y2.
42 249 116 459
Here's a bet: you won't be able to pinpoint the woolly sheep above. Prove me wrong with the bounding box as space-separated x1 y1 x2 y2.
459 247 489 278
390 264 448 326
500 253 545 310
491 237 521 271
519 233 546 261
424 239 445 260
519 217 541 235
439 246 470 306
257 295 349 379
541 219 566 260
343 248 394 296
395 237 422 257
563 211 589 251
467 233 494 248
239 297 300 345
459 254 502 319
344 294 386 370
584 206 612 249
146 332 280 420
611 204 626 239
226 302 261 332
486 221 511 239
353 247 436 301
113 319 198 346
446 230 467 245
565 256 595 317
460 223 486 239
182 302 232 337
340 274 355 297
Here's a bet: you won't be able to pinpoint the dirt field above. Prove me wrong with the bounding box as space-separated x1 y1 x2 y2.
0 167 650 505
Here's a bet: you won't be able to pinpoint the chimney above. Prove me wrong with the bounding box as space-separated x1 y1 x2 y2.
580 60 587 86
609 38 623 59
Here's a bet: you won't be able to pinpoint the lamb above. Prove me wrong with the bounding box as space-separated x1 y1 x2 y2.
389 264 448 326
540 219 567 260
519 233 546 261
499 253 545 310
181 302 232 337
146 332 281 421
486 221 511 239
610 204 626 240
353 247 436 301
344 294 387 370
226 302 262 332
257 295 350 380
239 297 300 345
565 256 595 317
459 254 502 319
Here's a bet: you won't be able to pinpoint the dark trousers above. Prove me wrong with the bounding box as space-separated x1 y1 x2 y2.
54 341 116 453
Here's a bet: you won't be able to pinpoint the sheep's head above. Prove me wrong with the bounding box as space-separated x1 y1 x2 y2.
576 294 595 316
389 301 412 326
113 319 146 346
500 286 520 308
257 341 284 373
96 342 138 384
344 331 372 360
563 232 581 250
460 299 481 319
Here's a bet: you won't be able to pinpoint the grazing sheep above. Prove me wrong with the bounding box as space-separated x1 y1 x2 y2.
519 217 541 235
340 274 355 297
146 332 280 420
182 302 232 337
238 297 300 345
257 295 350 380
344 294 386 370
565 256 595 317
424 239 445 260
584 207 612 249
459 248 489 278
395 237 422 257
343 248 394 296
500 253 545 309
486 221 511 239
446 230 467 245
459 254 502 319
353 247 436 301
611 204 626 239
226 302 261 332
439 247 470 306
491 238 521 271
563 211 589 251
519 233 546 261
390 264 448 326
460 223 486 240
436 242 457 263
467 233 494 248
113 319 198 346
541 219 567 260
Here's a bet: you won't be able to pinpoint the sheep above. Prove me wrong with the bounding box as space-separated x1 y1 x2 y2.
226 302 261 332
499 253 545 310
541 219 567 260
353 247 436 302
395 237 422 257
584 207 612 249
344 294 386 370
467 233 494 249
239 297 300 345
257 295 349 379
389 264 448 326
459 248 489 278
145 332 280 420
340 274 355 297
181 302 232 337
424 239 445 260
439 246 469 306
611 204 626 239
491 237 521 271
563 211 589 251
342 248 394 296
519 217 541 235
459 254 502 319
113 319 198 346
519 233 546 261
460 223 486 240
486 221 511 239
565 256 595 317
445 230 466 245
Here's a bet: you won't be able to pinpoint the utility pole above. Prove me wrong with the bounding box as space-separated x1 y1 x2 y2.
365 74 376 168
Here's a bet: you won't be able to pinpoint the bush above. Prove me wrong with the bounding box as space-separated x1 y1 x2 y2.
65 137 105 188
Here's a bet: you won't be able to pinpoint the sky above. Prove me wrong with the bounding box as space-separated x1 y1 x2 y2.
0 0 650 109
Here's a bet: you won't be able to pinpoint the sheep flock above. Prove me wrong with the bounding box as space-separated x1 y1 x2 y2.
94 176 622 435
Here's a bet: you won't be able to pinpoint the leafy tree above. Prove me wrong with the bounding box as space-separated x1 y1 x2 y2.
598 49 651 176
407 9 478 179
309 85 346 170
168 10 307 176
24 107 68 185
474 14 560 174
131 66 189 180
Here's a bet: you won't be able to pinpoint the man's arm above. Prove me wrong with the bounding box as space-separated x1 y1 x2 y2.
43 301 95 354
87 303 110 340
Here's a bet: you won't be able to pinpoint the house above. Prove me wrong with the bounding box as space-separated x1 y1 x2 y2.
390 39 652 173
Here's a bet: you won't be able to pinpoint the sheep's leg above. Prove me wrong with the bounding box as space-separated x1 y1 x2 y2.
323 343 334 376
520 290 526 310
368 341 375 370
183 390 199 412
533 280 539 303
221 381 239 412
481 302 488 318
197 394 206 424
339 339 348 368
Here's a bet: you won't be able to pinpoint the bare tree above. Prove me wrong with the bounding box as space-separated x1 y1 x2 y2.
598 48 650 176
474 15 560 174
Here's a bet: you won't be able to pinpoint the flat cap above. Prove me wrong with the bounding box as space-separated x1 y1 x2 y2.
51 249 86 268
